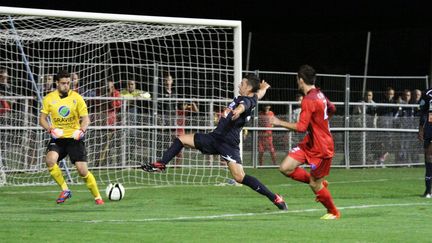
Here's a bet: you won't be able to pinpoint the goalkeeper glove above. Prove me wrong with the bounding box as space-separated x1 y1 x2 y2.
72 129 86 140
48 127 64 139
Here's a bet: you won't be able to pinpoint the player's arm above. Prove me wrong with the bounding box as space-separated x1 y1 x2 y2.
231 104 245 120
186 102 199 112
271 99 313 132
39 96 56 133
418 96 427 141
80 115 90 132
326 97 336 119
256 80 271 100
40 112 64 138
39 112 51 132
71 95 90 140
271 116 297 130
232 97 253 120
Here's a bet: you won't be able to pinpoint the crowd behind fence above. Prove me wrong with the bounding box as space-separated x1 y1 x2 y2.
0 71 429 170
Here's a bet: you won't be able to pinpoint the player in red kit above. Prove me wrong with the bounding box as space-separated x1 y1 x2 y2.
258 105 277 165
271 65 340 219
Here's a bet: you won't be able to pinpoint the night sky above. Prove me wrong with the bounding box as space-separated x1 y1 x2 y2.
1 0 431 76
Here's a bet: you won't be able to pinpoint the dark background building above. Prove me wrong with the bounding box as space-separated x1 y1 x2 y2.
1 0 431 76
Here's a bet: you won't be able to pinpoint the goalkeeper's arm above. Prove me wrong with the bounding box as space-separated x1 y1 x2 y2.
79 115 90 132
39 113 51 132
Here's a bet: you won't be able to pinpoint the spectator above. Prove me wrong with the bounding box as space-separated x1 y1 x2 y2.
120 80 151 124
395 89 414 163
354 90 377 127
376 86 398 167
159 73 177 126
120 80 151 99
156 73 178 158
288 93 305 149
175 102 199 165
71 72 80 93
0 69 11 96
97 80 122 167
0 69 11 115
258 105 277 166
352 90 379 164
106 80 122 126
410 88 423 164
292 93 303 122
411 89 422 117
71 72 96 97
43 75 55 96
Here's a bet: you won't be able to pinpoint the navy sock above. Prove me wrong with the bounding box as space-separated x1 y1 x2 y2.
241 174 276 201
425 162 432 194
160 138 183 165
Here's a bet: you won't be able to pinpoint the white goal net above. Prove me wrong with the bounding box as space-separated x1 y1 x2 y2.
0 7 242 186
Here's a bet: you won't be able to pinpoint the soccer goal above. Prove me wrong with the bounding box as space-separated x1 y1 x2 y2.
0 6 242 186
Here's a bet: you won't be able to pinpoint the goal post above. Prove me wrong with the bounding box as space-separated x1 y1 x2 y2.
0 6 242 186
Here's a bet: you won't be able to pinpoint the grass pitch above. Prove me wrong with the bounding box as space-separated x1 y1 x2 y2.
0 167 431 242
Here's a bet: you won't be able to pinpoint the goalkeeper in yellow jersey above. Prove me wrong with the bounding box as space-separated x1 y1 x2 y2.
39 70 104 205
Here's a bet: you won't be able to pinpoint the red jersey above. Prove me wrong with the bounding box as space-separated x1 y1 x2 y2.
297 88 335 159
258 111 274 135
176 109 186 135
107 89 121 126
0 99 11 114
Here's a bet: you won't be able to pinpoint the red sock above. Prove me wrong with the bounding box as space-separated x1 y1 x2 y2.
287 167 310 183
315 187 338 215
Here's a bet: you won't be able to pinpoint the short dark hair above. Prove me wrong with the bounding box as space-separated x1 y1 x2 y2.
54 70 70 81
297 65 316 85
244 74 260 92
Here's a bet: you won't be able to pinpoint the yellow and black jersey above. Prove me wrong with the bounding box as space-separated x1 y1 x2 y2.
41 90 88 138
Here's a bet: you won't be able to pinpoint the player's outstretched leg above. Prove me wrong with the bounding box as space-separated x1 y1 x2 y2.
228 162 287 210
240 174 287 210
141 138 184 172
141 161 167 172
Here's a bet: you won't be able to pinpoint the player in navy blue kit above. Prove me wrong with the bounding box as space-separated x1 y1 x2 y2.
142 74 287 210
418 89 432 198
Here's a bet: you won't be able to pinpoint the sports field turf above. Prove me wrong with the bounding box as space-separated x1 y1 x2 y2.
0 167 431 242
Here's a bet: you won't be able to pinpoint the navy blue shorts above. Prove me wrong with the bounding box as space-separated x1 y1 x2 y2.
194 133 242 164
424 125 432 148
47 138 87 164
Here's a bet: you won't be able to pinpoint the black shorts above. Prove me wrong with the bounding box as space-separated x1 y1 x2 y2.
194 133 242 164
47 138 87 164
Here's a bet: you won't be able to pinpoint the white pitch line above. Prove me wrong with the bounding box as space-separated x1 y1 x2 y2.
82 202 432 224
0 177 422 195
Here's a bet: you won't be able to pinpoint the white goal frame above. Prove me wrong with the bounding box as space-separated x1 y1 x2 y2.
0 6 242 186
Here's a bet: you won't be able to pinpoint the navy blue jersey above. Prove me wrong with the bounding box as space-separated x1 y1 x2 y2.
419 89 432 130
212 95 257 145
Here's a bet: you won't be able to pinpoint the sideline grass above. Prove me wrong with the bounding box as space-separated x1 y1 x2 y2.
1 167 431 242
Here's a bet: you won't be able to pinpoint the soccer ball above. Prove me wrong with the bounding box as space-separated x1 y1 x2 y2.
105 183 125 201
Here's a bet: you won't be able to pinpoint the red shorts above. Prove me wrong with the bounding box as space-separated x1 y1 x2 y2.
258 136 275 153
288 146 332 178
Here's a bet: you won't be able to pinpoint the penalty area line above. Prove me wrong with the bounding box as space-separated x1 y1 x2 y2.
82 202 432 223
